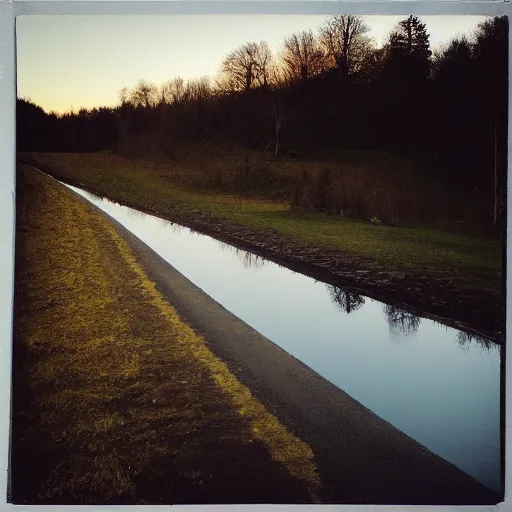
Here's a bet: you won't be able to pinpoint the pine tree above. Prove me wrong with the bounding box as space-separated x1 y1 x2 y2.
388 15 432 82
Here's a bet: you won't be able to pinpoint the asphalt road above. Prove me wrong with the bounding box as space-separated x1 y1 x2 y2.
69 184 502 505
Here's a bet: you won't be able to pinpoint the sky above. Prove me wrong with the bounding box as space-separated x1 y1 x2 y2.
16 15 489 114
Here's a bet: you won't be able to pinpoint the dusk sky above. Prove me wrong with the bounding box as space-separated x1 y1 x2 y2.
17 15 488 114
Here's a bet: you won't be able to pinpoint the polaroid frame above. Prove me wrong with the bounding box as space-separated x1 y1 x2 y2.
0 1 510 511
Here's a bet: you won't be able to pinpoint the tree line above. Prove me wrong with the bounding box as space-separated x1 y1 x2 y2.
17 15 508 222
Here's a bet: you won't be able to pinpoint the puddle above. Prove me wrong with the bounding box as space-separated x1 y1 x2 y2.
67 184 502 492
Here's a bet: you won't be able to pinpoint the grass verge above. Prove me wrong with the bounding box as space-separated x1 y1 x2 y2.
23 151 502 301
11 165 322 504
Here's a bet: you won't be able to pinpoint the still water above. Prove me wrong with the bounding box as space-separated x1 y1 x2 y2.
67 184 501 492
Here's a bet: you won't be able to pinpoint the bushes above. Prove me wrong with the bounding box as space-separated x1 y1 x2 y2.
290 166 432 226
176 154 287 196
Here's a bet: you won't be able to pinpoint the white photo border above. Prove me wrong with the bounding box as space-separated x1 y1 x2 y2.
1 1 510 511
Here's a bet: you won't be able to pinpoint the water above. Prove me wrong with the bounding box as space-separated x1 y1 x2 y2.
67 184 502 492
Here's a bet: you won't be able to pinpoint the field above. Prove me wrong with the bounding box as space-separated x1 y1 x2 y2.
20 150 503 341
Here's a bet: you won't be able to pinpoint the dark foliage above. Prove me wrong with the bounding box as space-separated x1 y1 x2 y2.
17 99 119 153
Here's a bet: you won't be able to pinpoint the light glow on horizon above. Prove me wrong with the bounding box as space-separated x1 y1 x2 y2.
16 15 488 114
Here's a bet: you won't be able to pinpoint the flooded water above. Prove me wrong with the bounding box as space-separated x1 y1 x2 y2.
67 184 502 492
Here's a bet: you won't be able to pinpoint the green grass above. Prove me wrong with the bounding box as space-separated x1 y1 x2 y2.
22 151 502 298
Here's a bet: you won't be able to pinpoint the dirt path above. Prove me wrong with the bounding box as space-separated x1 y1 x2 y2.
50 170 500 504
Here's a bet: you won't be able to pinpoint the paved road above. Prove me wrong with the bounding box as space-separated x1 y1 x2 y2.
72 187 501 505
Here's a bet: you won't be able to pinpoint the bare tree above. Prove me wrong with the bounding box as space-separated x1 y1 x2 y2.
129 80 159 108
218 41 274 92
161 77 186 105
185 76 212 102
119 87 129 106
280 30 325 82
319 15 372 80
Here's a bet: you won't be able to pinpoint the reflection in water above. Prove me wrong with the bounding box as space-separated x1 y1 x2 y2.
382 305 500 353
327 285 366 314
384 305 422 341
218 241 265 269
455 331 497 353
239 251 265 269
65 183 502 493
167 221 186 235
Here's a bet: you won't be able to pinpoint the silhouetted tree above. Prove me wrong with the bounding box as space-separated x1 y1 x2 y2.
218 41 274 92
129 80 159 108
319 15 372 81
161 77 186 105
428 16 507 226
17 98 50 152
431 36 475 184
472 16 508 227
386 15 432 83
376 16 432 149
280 30 325 82
119 87 129 106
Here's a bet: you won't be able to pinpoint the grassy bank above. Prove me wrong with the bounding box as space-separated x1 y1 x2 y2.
11 165 322 504
23 151 502 302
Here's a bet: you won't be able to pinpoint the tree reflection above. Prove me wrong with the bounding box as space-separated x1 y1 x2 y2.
164 220 186 234
455 331 496 353
238 249 265 269
327 285 366 314
217 242 265 269
384 304 421 341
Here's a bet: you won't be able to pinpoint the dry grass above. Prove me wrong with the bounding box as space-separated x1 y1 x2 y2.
131 146 489 229
288 162 482 228
290 166 425 225
12 165 322 504
134 146 292 198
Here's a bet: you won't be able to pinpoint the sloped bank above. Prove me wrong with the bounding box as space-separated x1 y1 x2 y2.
11 167 322 504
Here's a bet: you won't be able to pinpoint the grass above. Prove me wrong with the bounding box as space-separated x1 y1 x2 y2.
12 165 322 504
22 151 502 298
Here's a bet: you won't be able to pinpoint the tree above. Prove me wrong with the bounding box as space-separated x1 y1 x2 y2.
387 15 432 83
430 37 475 184
376 16 432 149
183 76 211 103
119 87 129 106
432 37 472 85
472 16 508 227
218 41 274 92
161 77 186 105
357 46 388 83
129 80 159 108
429 16 507 225
16 98 51 151
319 15 371 81
280 30 325 82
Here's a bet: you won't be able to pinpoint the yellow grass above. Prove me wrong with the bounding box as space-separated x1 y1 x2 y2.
13 165 322 502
